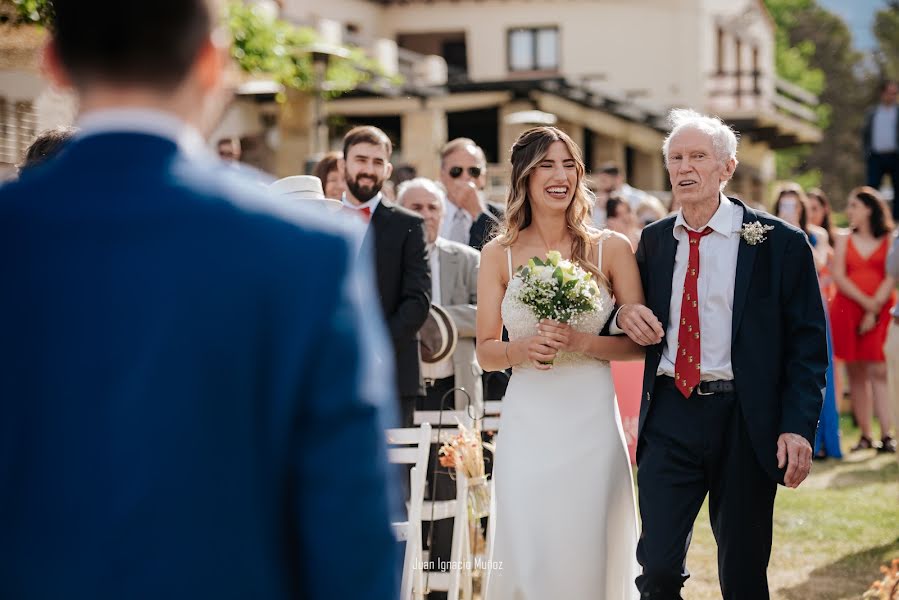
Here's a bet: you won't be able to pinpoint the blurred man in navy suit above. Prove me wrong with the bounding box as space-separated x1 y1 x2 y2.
0 1 399 599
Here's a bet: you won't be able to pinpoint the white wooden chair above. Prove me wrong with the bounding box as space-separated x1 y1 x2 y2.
386 423 431 600
412 408 479 600
482 400 502 434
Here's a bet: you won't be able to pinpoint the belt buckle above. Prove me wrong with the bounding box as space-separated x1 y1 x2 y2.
696 382 714 396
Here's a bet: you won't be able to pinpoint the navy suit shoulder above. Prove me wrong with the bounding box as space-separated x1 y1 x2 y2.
0 133 399 600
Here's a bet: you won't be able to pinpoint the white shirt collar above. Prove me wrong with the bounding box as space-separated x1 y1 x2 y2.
674 193 736 236
341 192 383 213
75 108 208 159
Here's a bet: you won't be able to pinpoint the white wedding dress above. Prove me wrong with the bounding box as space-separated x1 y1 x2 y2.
484 233 639 599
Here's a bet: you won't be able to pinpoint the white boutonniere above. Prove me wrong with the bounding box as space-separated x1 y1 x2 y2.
739 221 775 246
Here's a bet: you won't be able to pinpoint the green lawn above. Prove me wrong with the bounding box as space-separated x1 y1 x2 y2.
680 415 899 599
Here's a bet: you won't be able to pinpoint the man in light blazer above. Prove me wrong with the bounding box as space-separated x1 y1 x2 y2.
399 177 481 600
0 2 398 598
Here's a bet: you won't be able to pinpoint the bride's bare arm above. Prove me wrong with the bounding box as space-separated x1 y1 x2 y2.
476 240 557 371
539 233 646 361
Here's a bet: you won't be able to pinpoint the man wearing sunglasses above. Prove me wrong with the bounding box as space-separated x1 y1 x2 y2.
438 138 503 251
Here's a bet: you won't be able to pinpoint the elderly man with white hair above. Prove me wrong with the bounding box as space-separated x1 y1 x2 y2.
397 178 481 600
613 109 828 599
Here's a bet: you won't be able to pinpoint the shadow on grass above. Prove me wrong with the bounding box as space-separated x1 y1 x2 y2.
827 460 899 489
779 538 899 600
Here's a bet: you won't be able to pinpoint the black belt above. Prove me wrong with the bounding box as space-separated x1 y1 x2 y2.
423 375 454 388
660 376 735 395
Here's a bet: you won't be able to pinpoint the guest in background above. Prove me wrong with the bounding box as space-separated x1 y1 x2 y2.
19 126 76 172
216 136 274 184
0 1 399 598
439 138 502 251
311 150 346 200
392 163 418 188
773 183 832 270
831 187 896 453
773 183 841 459
594 161 652 213
885 232 899 465
398 177 481 600
605 195 641 250
807 187 838 300
635 195 668 228
341 125 431 427
862 80 899 221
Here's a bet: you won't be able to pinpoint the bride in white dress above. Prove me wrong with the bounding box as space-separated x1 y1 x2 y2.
476 127 648 599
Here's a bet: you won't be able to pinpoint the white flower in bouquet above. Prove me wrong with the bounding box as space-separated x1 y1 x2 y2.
512 249 603 326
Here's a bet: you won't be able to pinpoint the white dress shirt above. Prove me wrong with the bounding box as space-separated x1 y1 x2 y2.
442 200 473 244
76 108 209 159
421 238 455 380
872 104 898 153
341 192 383 223
657 194 743 381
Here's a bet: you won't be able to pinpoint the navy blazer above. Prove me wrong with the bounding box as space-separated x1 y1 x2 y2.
0 132 399 599
635 199 828 484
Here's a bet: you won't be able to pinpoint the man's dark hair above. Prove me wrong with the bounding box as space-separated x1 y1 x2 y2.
19 126 77 171
878 79 898 94
51 0 214 90
342 126 393 159
598 161 621 176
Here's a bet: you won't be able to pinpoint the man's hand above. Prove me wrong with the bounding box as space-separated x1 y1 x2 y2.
451 180 484 219
617 304 665 346
777 433 813 488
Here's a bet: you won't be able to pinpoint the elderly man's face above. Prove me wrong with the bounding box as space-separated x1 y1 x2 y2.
666 128 735 208
401 187 444 244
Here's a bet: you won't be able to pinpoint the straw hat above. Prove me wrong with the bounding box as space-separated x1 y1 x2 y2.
270 175 343 210
419 304 458 363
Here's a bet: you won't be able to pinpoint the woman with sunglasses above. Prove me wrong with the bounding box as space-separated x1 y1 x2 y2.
476 127 651 599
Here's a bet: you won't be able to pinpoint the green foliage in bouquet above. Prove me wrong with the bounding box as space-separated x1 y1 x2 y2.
10 0 52 25
512 250 601 324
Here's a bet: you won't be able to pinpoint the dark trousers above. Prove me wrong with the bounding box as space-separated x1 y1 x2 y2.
866 152 899 220
636 377 777 600
420 376 457 600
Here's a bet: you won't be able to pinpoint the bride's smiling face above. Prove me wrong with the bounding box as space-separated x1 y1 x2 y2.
527 141 578 213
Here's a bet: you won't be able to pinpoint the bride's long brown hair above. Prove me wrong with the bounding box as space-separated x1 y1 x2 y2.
496 126 601 279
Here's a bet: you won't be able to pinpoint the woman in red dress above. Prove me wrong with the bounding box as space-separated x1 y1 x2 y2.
831 187 897 452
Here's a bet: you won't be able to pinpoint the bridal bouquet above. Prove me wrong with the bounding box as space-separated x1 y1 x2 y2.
510 250 602 323
863 558 899 599
438 420 495 522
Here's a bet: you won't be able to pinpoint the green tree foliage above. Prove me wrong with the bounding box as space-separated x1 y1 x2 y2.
4 0 394 98
227 2 394 98
764 0 825 96
873 1 899 79
764 0 873 206
786 4 869 208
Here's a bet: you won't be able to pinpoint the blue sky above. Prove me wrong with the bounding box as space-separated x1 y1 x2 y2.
817 0 890 51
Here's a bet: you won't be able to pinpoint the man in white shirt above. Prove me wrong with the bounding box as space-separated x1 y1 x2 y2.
863 80 899 220
616 109 828 599
439 138 503 251
341 126 431 428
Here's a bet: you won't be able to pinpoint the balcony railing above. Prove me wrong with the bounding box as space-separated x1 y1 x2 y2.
706 71 819 125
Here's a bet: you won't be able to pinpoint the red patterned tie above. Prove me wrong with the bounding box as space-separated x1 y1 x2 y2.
675 227 714 398
359 206 372 223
